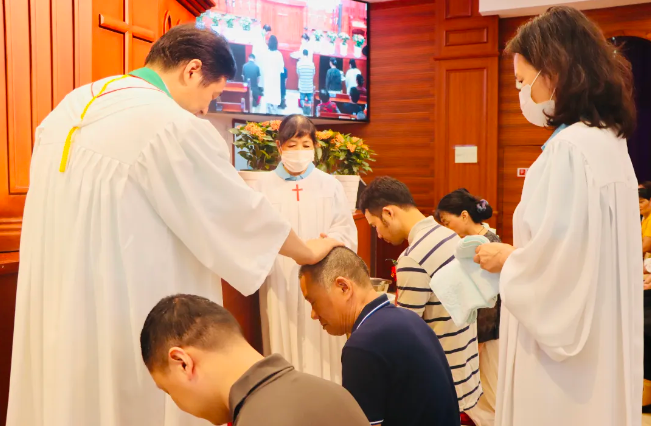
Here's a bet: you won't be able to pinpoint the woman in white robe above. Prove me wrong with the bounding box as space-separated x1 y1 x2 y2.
474 7 642 426
256 115 357 383
261 35 284 115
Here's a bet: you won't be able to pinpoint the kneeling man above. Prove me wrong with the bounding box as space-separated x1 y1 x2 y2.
140 294 369 426
300 248 460 426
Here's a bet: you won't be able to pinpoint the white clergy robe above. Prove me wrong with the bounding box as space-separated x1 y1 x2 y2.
256 165 357 383
497 123 643 426
7 75 291 426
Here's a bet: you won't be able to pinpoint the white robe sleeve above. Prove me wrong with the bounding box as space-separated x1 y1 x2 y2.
134 116 292 296
326 180 358 252
500 139 601 362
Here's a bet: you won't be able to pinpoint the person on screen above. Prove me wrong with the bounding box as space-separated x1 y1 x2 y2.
356 74 367 96
339 88 365 120
297 49 316 115
317 89 340 116
261 35 284 115
345 59 362 95
325 58 343 97
242 54 262 111
252 24 272 87
280 66 288 110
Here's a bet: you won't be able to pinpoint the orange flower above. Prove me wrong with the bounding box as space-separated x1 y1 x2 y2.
270 120 281 131
347 143 356 153
351 136 360 144
316 131 329 140
361 144 369 150
260 121 270 127
335 134 345 144
245 123 265 139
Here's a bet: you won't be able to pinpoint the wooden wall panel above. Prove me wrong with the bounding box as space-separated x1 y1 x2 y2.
328 0 439 213
497 2 651 242
434 0 498 60
0 254 19 426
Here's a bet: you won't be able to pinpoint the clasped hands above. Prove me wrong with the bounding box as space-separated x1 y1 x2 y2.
473 243 515 273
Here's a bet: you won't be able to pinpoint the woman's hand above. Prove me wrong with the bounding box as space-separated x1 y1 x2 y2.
474 243 515 273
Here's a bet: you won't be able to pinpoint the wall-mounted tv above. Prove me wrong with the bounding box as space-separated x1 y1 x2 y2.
197 0 369 122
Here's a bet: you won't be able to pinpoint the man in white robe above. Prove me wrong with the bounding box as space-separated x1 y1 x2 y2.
7 25 341 426
475 123 643 426
257 161 357 383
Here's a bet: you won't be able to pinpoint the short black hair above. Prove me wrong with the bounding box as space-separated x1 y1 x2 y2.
350 87 360 103
359 176 416 216
268 35 279 51
356 74 364 87
140 294 243 372
302 49 309 56
330 58 337 66
249 53 256 60
319 89 331 103
278 114 317 146
299 247 370 289
145 24 236 83
640 187 651 201
349 59 357 69
435 188 493 223
263 24 272 32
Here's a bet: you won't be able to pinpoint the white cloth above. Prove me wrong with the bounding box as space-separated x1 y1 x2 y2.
345 68 362 94
7 76 291 426
261 50 284 106
430 235 499 326
251 31 268 87
497 123 643 426
255 169 357 383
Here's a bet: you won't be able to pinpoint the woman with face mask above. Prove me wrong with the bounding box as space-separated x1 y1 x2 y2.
473 6 641 426
255 114 357 384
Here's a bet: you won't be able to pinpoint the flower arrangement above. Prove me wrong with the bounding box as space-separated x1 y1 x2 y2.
229 121 282 171
223 14 236 28
315 131 375 176
229 122 376 175
353 34 365 48
239 17 252 31
313 30 323 42
338 32 351 46
210 12 222 26
327 31 338 44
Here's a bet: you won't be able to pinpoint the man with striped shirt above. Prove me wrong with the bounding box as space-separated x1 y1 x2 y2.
359 177 487 426
296 49 315 115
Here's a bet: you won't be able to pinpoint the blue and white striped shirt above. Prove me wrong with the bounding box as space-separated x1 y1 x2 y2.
396 216 482 413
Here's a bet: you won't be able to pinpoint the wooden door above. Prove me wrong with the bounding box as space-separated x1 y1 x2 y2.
0 0 75 252
260 0 304 48
434 57 499 228
92 0 158 81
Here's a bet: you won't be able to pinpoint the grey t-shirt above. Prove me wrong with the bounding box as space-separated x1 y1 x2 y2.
230 354 369 426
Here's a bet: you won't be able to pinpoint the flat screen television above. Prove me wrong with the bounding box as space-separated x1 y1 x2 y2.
197 0 369 122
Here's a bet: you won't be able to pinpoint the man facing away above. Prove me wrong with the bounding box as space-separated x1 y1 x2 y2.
242 53 261 111
300 247 460 426
140 294 370 426
296 49 315 115
7 25 340 426
359 177 489 425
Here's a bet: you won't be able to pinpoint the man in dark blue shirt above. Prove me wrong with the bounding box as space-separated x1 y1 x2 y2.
299 247 460 426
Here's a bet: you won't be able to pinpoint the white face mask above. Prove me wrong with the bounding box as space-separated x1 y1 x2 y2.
281 149 315 173
519 70 555 127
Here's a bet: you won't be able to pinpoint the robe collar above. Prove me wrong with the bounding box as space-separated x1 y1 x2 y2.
541 123 569 151
274 162 315 181
129 68 172 98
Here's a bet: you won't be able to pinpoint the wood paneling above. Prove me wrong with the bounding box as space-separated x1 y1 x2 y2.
434 56 498 228
497 2 651 242
0 253 19 426
159 0 195 37
0 0 76 251
328 0 439 212
434 0 498 60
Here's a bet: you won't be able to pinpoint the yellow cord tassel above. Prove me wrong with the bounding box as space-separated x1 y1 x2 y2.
59 75 129 172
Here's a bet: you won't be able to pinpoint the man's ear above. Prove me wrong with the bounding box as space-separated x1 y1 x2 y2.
334 277 353 300
168 347 195 379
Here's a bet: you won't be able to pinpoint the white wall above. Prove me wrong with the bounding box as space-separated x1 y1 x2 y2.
479 0 650 17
